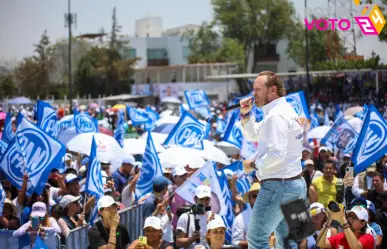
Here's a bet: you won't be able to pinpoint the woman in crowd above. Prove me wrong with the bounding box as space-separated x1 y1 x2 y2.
57 195 85 238
12 202 61 248
128 216 173 249
195 218 226 249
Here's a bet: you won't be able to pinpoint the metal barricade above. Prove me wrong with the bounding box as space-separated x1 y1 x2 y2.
65 225 89 249
0 230 19 249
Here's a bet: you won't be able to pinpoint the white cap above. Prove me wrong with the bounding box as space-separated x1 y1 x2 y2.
59 195 81 208
319 147 328 153
79 166 86 174
223 169 235 180
343 153 351 158
304 159 314 166
309 202 325 215
172 166 187 177
97 196 118 210
122 155 135 165
65 174 80 184
207 217 226 230
135 162 142 168
65 153 72 161
195 185 211 199
347 206 368 221
100 158 110 164
143 216 162 230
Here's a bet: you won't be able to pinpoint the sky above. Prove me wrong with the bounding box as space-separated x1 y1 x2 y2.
0 0 386 64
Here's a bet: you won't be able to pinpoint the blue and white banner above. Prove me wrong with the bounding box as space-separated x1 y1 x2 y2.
144 107 160 131
321 112 359 154
33 236 50 249
176 161 228 216
215 118 226 135
2 112 15 144
16 114 67 195
85 136 104 199
184 90 210 109
310 112 319 130
195 106 212 119
0 138 33 194
36 100 59 138
354 104 368 121
352 105 387 174
236 177 251 196
217 171 235 243
219 160 243 177
240 138 258 159
335 104 343 120
126 106 150 127
223 112 242 148
252 106 264 122
285 91 311 121
114 111 125 148
324 109 330 126
0 140 7 158
164 111 206 150
0 182 5 216
74 111 99 134
136 132 164 198
58 115 74 132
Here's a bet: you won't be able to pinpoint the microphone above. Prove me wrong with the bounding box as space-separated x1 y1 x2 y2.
222 97 254 112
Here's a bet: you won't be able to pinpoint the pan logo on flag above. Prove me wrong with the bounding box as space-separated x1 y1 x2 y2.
6 121 13 139
130 108 148 122
42 108 58 136
190 92 205 105
90 158 104 195
137 147 160 189
286 97 302 116
359 114 387 157
17 128 51 178
174 123 205 148
232 126 242 143
6 145 24 183
76 114 96 133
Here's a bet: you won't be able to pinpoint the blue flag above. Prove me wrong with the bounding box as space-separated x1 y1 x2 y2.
86 136 104 199
352 105 387 174
223 112 243 148
236 177 251 196
0 138 34 194
58 115 74 132
0 140 7 157
144 107 160 131
164 111 206 150
74 111 99 133
195 106 212 119
114 111 125 148
219 161 243 176
126 106 150 127
33 236 50 249
310 112 319 130
2 112 15 144
184 90 210 109
321 113 359 154
136 132 164 198
285 91 311 121
217 171 235 243
36 100 59 138
354 104 368 120
335 104 343 120
324 109 330 126
16 114 67 195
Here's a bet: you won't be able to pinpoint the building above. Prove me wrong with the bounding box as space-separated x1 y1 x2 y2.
135 16 163 37
163 24 201 36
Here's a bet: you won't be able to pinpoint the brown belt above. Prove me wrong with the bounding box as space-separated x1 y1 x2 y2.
260 175 301 184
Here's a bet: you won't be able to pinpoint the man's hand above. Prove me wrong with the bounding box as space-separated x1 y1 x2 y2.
110 214 120 230
190 231 200 242
343 172 354 188
243 159 255 173
240 97 253 115
327 204 345 223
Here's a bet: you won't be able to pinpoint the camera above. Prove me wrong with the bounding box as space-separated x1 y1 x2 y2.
328 201 341 212
176 203 210 217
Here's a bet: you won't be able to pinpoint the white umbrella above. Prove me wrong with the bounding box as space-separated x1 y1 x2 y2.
57 127 77 145
347 117 363 133
161 97 181 104
215 141 240 156
307 126 331 140
66 132 127 171
344 106 363 116
123 138 165 155
202 141 230 165
158 147 206 169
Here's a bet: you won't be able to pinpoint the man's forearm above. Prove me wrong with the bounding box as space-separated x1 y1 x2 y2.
238 241 248 249
340 218 362 249
107 228 117 249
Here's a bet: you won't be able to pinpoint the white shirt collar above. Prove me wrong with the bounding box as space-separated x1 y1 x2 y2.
261 97 286 116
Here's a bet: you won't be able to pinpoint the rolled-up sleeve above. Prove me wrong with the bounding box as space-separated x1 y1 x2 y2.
232 216 245 246
351 175 364 198
241 116 262 142
256 116 288 173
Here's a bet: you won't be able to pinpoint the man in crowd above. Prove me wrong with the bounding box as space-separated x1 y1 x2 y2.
352 163 377 198
142 176 169 220
112 155 135 193
311 160 338 208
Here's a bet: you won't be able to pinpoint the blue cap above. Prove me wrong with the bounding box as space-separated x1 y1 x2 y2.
81 157 89 166
366 200 376 215
351 197 367 209
153 176 169 193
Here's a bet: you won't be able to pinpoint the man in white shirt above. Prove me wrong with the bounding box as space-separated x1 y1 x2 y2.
239 71 306 249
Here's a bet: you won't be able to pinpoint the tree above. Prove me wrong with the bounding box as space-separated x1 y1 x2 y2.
211 0 299 72
378 0 387 42
109 7 122 50
0 73 18 98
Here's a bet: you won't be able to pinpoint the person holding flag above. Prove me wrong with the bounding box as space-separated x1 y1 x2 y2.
239 71 306 249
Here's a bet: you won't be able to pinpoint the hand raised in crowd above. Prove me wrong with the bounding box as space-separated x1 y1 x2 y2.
239 97 253 114
106 179 115 190
135 241 152 249
77 213 85 227
327 204 345 223
23 174 29 183
110 214 120 230
343 172 354 188
207 212 215 224
191 231 201 242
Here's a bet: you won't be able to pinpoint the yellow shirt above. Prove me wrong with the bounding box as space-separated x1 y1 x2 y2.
312 175 337 208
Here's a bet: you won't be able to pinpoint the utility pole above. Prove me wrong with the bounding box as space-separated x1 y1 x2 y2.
304 0 311 93
65 0 76 113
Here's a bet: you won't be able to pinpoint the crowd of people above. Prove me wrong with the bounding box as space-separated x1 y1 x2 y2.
0 72 387 249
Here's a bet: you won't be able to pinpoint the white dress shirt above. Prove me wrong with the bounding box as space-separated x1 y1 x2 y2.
241 97 303 180
232 206 252 246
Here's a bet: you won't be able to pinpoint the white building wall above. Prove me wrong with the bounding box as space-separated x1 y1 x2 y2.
135 16 163 37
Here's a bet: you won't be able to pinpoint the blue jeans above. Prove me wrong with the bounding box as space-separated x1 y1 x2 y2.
247 178 307 249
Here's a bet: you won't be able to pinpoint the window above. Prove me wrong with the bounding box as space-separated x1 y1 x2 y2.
147 49 168 59
129 49 136 58
183 47 190 60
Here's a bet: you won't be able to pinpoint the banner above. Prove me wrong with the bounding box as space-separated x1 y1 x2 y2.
223 112 242 148
114 111 125 148
184 90 210 109
36 100 59 138
144 107 160 131
2 112 15 144
126 106 150 127
74 111 99 134
85 136 104 199
240 138 258 159
285 91 310 124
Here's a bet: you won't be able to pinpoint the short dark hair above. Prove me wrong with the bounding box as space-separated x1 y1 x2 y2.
324 160 335 167
372 171 385 181
258 71 286 97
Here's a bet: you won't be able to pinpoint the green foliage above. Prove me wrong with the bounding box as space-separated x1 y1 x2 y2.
0 73 18 98
312 55 387 70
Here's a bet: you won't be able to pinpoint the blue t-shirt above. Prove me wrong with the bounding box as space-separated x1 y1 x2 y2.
370 222 383 236
142 194 156 220
112 169 129 193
